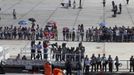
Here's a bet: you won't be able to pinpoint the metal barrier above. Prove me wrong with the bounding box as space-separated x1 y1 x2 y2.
12 47 131 71
113 60 130 70
20 47 82 61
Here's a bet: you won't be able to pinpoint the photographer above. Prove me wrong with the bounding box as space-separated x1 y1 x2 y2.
115 56 119 72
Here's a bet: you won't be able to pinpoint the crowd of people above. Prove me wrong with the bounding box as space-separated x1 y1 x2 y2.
0 23 57 40
30 41 85 62
63 25 134 42
65 53 134 75
1 23 134 43
1 24 134 43
9 40 134 74
50 42 85 62
83 54 121 73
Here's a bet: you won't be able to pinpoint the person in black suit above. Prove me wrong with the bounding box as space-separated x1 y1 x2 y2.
126 0 129 4
103 0 106 7
65 60 72 75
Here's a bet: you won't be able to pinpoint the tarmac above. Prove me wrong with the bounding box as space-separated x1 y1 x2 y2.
0 0 134 74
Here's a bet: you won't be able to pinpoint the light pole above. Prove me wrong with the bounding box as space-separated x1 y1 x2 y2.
103 5 105 23
103 0 106 23
102 42 106 54
0 8 1 20
102 0 106 54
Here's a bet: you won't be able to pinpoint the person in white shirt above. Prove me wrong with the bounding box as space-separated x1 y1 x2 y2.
101 54 107 72
115 28 120 42
84 56 90 74
36 41 42 60
76 29 80 41
96 54 102 71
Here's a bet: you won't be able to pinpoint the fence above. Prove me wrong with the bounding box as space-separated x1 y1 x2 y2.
19 48 130 70
0 47 127 73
